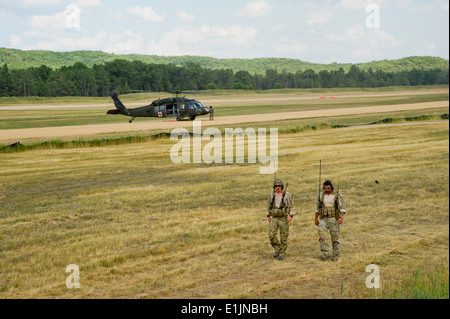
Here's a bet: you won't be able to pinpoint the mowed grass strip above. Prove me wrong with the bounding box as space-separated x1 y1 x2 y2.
0 87 448 130
0 122 448 298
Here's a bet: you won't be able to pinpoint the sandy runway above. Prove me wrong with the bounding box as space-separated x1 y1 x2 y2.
0 89 447 110
0 101 448 143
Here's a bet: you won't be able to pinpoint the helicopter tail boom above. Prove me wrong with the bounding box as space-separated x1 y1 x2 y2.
107 109 121 114
110 92 130 116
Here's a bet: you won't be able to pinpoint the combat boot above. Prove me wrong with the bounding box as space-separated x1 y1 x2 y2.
273 251 280 258
320 255 330 261
331 255 339 261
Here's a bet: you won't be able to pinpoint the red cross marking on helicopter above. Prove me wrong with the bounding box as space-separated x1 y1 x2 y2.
158 112 163 117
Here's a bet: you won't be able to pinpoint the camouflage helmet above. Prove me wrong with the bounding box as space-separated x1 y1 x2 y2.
273 179 284 189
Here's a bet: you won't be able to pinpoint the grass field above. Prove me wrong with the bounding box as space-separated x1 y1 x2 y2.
0 86 448 105
0 86 448 130
0 87 448 299
0 119 448 298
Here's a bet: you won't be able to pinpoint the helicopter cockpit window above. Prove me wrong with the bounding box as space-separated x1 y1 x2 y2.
192 102 204 109
188 103 195 109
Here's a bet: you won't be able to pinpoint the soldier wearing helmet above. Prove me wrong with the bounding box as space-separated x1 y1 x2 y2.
314 180 346 261
267 179 294 260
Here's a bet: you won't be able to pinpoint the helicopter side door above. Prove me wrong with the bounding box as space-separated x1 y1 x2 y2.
154 105 167 118
166 104 178 117
178 103 186 118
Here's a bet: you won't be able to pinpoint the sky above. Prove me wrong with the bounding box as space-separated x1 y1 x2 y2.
0 0 448 63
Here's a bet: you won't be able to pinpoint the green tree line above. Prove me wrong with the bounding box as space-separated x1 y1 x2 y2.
0 60 448 97
1 48 449 74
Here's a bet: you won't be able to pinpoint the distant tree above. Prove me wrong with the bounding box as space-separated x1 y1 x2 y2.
347 65 361 87
216 69 234 89
232 82 253 90
273 82 283 89
49 68 77 96
206 83 218 90
235 70 253 86
2 56 448 97
0 64 12 96
319 70 331 88
264 69 278 90
408 68 424 86
11 68 34 97
92 64 110 96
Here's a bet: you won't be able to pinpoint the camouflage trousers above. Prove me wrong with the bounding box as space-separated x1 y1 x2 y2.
318 217 340 257
269 216 289 256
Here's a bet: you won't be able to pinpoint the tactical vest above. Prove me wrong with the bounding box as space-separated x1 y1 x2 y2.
319 191 341 220
269 193 290 217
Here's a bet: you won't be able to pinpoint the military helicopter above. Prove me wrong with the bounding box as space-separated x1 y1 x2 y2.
107 91 211 123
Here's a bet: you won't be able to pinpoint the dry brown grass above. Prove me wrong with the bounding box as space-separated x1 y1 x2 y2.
0 120 448 299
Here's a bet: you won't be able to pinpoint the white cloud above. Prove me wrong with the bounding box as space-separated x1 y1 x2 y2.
75 0 103 7
22 0 63 7
146 25 259 56
35 31 107 51
271 24 284 31
176 10 195 23
415 41 441 57
306 11 333 26
127 6 166 22
370 29 401 47
345 24 401 47
351 48 376 60
324 33 345 42
339 23 403 61
10 34 22 47
239 0 273 18
104 30 144 54
338 0 383 10
30 11 66 30
0 9 16 19
275 37 310 55
275 43 310 54
346 24 367 43
122 30 143 53
424 41 436 55
395 0 449 13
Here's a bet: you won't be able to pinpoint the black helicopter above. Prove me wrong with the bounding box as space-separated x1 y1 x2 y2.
107 91 211 123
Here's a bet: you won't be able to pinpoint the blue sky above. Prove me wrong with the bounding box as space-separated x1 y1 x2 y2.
0 0 448 63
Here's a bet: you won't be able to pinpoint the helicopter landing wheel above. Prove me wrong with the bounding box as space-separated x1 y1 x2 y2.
189 116 196 121
129 117 136 123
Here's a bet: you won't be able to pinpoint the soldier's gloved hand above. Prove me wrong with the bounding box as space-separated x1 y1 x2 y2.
337 217 343 225
267 217 271 223
287 215 292 223
315 218 319 226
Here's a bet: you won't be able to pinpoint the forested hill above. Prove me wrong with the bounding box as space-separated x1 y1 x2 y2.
0 47 448 74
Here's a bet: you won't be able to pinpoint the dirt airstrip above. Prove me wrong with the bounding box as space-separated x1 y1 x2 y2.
0 100 448 144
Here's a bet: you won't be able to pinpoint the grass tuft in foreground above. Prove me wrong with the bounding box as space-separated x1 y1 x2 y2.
374 262 449 299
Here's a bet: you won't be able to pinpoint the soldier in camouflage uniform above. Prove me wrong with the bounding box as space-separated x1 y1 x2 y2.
267 179 294 260
314 180 346 261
